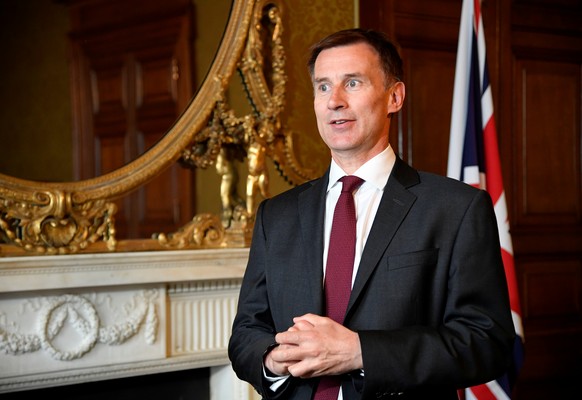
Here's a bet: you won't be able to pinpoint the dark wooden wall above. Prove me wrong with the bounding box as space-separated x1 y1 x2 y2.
359 0 582 398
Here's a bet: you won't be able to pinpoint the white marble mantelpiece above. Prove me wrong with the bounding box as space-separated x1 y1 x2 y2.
0 248 259 399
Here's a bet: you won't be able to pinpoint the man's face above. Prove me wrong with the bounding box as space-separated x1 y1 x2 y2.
312 42 403 167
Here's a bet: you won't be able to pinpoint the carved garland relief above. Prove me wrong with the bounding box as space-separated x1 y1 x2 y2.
0 291 158 361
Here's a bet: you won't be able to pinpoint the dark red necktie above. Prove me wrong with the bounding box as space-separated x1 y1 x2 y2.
314 175 364 400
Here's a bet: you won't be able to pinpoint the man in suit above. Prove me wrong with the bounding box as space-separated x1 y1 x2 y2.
228 28 515 400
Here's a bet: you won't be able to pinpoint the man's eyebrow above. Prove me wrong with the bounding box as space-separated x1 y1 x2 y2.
343 72 362 79
313 72 363 84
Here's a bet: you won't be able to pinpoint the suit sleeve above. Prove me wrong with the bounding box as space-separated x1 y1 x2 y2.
228 200 293 399
358 189 515 396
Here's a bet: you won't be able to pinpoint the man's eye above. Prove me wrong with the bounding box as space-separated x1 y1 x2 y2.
319 84 329 92
348 80 359 88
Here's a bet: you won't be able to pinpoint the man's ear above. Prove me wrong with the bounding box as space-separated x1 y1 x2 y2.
388 81 405 114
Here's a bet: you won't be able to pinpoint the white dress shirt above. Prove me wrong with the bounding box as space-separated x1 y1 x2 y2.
324 146 396 286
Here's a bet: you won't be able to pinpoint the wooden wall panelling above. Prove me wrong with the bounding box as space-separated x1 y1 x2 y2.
401 48 456 174
514 59 580 228
509 1 582 397
514 256 582 398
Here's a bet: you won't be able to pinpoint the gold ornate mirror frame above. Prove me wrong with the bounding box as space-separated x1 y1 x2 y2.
0 0 316 256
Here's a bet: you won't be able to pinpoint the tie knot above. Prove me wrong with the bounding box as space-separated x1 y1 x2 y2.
339 175 364 193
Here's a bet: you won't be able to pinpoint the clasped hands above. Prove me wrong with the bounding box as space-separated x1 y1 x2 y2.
264 313 363 378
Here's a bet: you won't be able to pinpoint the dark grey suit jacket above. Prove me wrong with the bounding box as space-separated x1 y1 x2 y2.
228 157 515 400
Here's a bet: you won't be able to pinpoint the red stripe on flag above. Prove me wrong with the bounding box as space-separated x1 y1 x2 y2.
470 384 498 400
501 248 522 316
482 117 503 202
473 0 481 31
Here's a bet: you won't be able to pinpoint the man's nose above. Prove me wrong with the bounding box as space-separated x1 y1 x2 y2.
327 88 347 110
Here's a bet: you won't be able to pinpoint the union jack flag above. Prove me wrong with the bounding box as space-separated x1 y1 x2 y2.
447 0 525 399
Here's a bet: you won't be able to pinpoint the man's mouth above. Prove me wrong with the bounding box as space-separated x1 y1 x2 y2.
331 119 349 125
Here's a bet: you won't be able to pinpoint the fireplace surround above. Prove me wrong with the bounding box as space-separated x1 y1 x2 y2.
0 248 258 399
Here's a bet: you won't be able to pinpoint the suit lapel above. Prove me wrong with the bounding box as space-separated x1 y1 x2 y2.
298 172 329 314
348 158 420 314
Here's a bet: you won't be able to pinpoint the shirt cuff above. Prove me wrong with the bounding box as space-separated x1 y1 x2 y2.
262 365 290 391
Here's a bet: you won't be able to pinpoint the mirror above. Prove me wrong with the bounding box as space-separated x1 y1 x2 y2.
0 0 232 182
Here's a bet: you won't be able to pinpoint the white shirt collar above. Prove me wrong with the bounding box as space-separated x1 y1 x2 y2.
327 145 396 192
